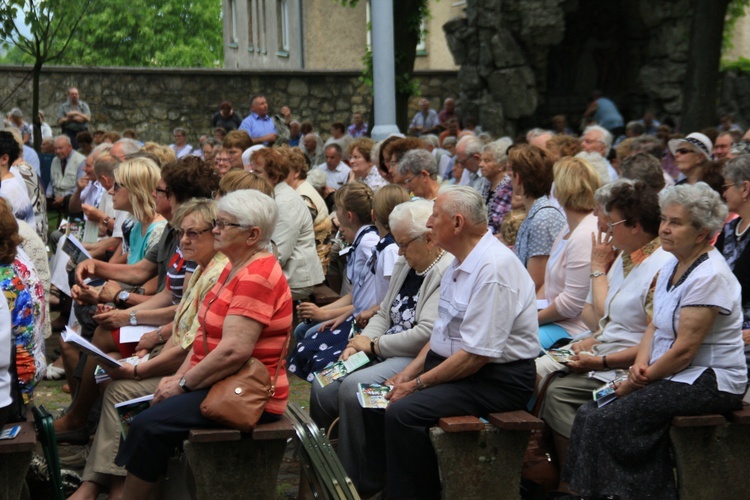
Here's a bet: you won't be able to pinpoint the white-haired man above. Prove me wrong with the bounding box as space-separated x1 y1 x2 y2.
581 125 618 181
456 135 484 191
47 135 86 209
364 185 540 498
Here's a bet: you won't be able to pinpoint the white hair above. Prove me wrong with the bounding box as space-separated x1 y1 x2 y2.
399 149 437 178
575 151 610 184
482 137 513 164
457 135 483 157
659 182 728 238
438 185 487 225
306 169 327 191
217 189 278 246
584 125 613 156
389 199 434 239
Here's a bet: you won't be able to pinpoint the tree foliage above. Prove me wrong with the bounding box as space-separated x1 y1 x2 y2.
0 0 223 68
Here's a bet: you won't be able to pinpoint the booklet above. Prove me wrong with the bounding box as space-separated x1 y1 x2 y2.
62 326 122 368
94 354 150 384
357 383 392 409
115 394 155 439
545 348 575 364
0 425 21 440
314 350 371 388
120 325 159 344
592 373 628 408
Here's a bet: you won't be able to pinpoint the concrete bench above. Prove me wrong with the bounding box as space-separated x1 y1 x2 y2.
181 416 296 500
670 405 750 499
0 418 37 500
429 411 544 500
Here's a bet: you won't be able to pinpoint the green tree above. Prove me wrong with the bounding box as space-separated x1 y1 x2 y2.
0 0 95 151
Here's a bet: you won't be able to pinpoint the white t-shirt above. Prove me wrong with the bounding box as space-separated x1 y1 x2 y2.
0 293 11 409
0 175 35 226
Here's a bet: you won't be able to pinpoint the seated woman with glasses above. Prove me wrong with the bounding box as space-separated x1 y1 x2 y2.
67 199 228 500
115 190 292 497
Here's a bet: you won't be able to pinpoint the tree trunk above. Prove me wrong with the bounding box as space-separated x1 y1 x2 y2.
681 0 731 131
32 61 43 152
392 0 423 133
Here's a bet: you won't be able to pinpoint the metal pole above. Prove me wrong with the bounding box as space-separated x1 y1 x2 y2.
370 0 400 140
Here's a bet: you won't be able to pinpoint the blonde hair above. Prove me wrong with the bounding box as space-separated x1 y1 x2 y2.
114 157 161 223
141 142 177 167
334 182 374 224
172 198 217 230
218 169 274 197
553 157 600 212
372 184 410 230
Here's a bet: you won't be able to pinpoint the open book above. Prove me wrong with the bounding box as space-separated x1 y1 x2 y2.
115 394 155 439
314 350 371 388
94 354 150 384
62 326 122 368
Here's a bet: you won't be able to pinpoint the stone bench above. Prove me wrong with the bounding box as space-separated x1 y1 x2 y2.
429 411 544 500
0 417 37 500
181 416 296 500
670 405 750 499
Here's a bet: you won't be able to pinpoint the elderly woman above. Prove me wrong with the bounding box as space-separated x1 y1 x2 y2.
668 132 713 185
509 144 567 291
536 180 671 493
478 137 514 235
348 137 389 192
563 182 747 499
398 149 441 201
251 147 324 299
0 199 46 419
68 199 229 500
309 200 452 492
114 190 292 496
217 169 274 198
717 156 750 369
382 137 426 186
537 157 600 349
111 157 167 263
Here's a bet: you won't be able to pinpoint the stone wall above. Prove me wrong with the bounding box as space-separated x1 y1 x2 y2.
0 66 458 144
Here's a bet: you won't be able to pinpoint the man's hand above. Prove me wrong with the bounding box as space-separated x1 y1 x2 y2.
566 353 604 373
135 330 161 356
76 259 97 285
92 308 130 329
76 177 88 190
103 361 135 380
52 196 64 208
570 337 599 354
280 106 292 122
71 284 101 305
98 281 122 304
387 379 418 404
81 203 106 223
152 374 183 405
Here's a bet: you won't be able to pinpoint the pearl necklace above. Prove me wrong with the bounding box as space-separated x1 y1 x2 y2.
736 218 750 240
416 250 445 276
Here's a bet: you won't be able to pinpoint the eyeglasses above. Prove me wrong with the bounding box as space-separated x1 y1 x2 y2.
674 148 693 155
403 175 417 185
396 235 422 250
722 183 736 191
175 227 212 241
214 157 231 164
607 219 627 232
212 219 245 230
113 182 123 192
155 187 170 196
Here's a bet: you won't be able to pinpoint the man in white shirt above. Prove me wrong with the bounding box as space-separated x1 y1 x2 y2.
456 135 484 191
46 135 86 210
367 185 540 498
316 144 351 192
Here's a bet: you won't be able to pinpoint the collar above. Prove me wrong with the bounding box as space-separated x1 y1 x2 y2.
623 237 661 267
453 230 495 275
251 112 270 121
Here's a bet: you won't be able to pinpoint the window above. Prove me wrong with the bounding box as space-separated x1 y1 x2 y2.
229 0 239 46
277 0 289 55
416 16 427 55
258 0 267 54
247 0 254 51
365 0 372 51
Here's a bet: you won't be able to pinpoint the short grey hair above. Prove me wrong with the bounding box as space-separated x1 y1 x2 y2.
595 178 635 214
526 128 552 141
457 135 483 157
421 134 439 148
620 152 665 191
54 135 72 146
114 138 141 157
389 199 434 239
659 182 728 238
173 127 187 136
482 137 513 164
9 108 23 119
92 142 113 157
217 189 278 247
584 125 613 156
307 169 327 191
438 185 488 226
398 149 437 178
442 136 458 148
723 155 750 185
575 151 610 184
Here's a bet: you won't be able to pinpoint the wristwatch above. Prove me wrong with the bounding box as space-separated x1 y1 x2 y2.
129 310 138 326
179 376 192 392
117 290 130 308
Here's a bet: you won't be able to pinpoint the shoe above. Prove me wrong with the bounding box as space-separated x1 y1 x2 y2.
55 426 89 445
45 365 65 380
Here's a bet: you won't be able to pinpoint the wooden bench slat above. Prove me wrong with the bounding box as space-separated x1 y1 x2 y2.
438 416 485 432
488 411 544 431
0 421 37 453
189 416 295 442
729 407 750 425
252 417 295 440
671 414 726 427
188 428 242 442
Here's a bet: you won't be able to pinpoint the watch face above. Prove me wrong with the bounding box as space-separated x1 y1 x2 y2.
118 290 129 301
130 312 137 325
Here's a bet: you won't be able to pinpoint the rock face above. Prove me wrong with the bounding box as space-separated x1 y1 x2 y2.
0 66 458 144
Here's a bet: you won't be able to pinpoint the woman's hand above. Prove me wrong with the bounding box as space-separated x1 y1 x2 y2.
340 347 358 361
297 302 326 322
355 307 378 328
628 362 650 388
104 361 135 380
317 312 349 333
743 329 750 345
566 353 603 373
591 230 616 273
570 337 599 354
614 378 639 397
135 330 161 356
152 374 182 405
92 308 130 329
347 334 371 354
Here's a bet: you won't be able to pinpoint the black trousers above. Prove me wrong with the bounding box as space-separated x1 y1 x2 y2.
114 388 280 482
363 350 535 499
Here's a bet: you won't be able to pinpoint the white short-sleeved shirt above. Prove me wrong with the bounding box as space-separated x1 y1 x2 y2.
650 249 747 394
316 162 351 190
367 238 399 306
1 176 35 226
430 231 540 362
0 293 11 408
346 225 380 316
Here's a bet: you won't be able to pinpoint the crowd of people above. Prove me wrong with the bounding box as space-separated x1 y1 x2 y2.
1 86 749 499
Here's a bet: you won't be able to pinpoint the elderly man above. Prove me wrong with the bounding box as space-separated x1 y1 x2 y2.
527 128 554 149
46 135 86 210
109 138 141 163
239 94 278 145
399 149 441 200
456 135 484 191
408 98 440 136
315 144 351 191
347 112 368 138
581 125 618 181
169 128 193 159
302 133 325 167
57 87 91 149
288 121 302 147
364 185 539 498
714 131 734 160
438 97 458 124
